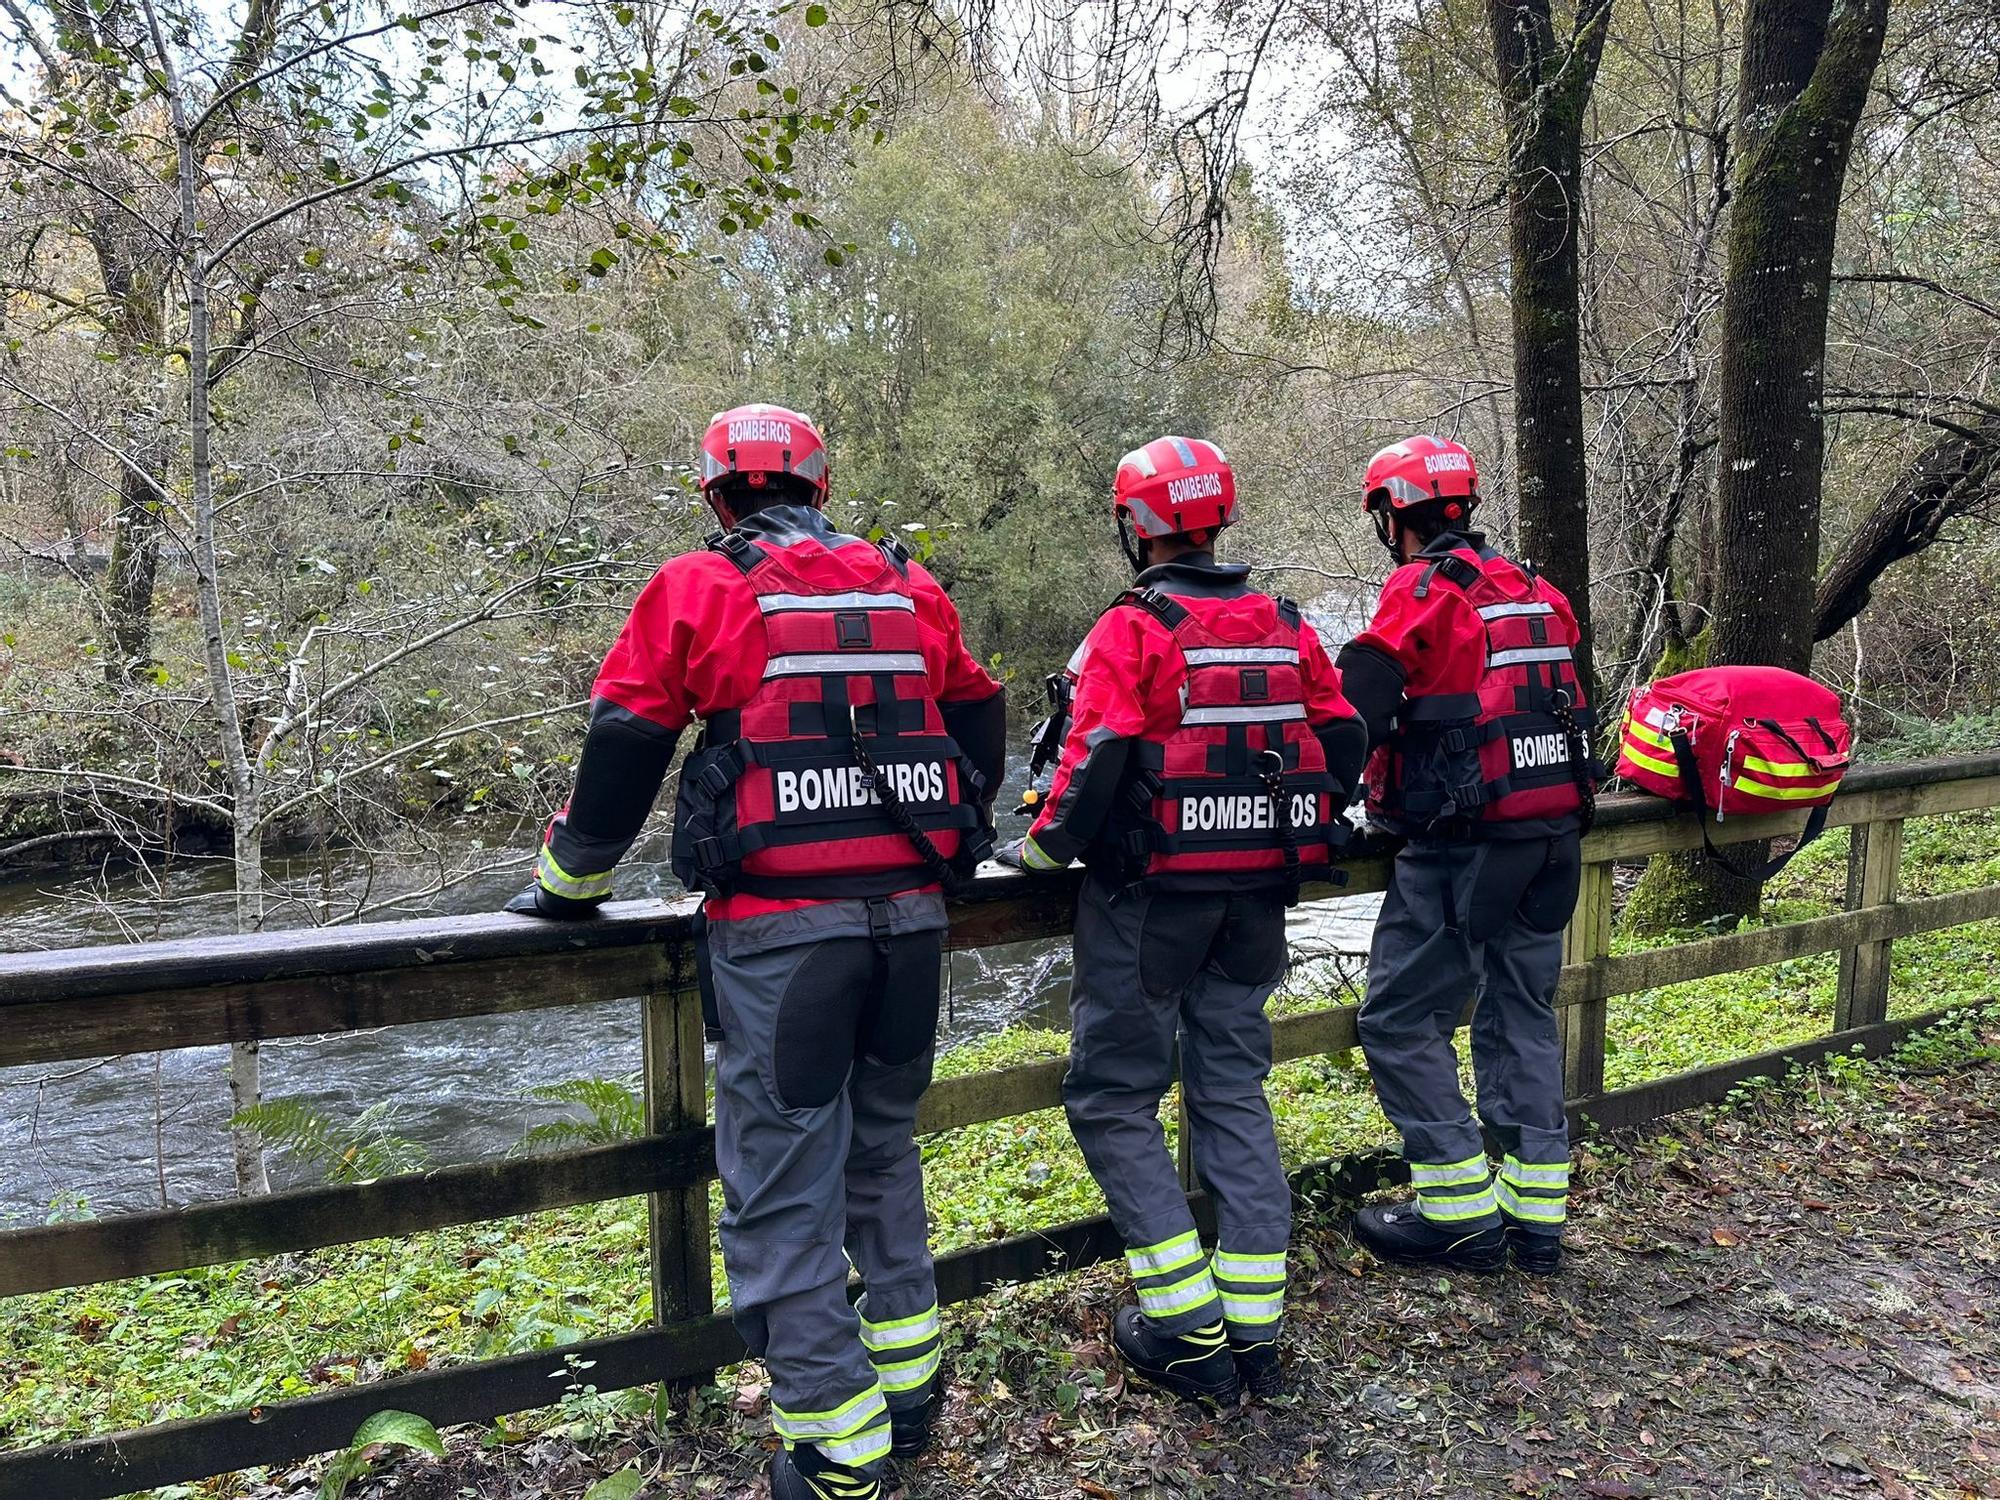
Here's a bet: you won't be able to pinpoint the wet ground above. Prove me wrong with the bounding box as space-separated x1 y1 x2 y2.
267 1015 2000 1500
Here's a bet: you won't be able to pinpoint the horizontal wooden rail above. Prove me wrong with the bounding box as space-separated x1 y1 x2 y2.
2 756 1993 1072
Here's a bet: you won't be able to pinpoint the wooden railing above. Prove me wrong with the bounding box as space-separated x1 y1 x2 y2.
4 751 2000 1498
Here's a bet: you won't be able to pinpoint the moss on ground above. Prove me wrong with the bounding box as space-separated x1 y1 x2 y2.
4 813 1997 1491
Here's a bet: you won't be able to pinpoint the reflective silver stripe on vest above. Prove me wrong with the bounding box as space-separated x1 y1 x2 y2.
1179 703 1308 726
1486 646 1573 668
756 591 915 614
763 652 927 678
1476 601 1555 621
1182 646 1301 666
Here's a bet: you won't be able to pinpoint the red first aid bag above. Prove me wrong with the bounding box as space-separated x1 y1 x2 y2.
1617 665 1852 878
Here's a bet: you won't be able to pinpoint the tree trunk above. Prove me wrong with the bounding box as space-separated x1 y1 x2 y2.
1487 0 1614 698
103 447 167 679
1629 0 1889 933
145 0 270 1196
1812 418 2000 641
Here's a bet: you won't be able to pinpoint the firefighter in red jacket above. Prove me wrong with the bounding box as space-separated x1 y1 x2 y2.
1333 435 1595 1276
507 405 1006 1500
1005 437 1367 1402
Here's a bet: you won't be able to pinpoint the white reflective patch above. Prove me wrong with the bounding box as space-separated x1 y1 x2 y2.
1486 646 1573 668
1182 646 1300 666
1120 445 1159 478
763 652 927 678
1476 601 1555 621
756 591 914 613
1179 703 1308 726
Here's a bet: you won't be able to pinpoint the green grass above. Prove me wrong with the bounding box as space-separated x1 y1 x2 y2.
5 811 1999 1481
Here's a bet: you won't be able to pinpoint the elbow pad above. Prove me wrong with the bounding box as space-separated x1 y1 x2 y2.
561 700 679 857
1314 715 1370 802
941 688 1009 802
1334 643 1408 754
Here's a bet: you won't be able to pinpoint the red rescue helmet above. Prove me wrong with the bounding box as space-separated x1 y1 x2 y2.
1114 435 1237 540
1361 433 1480 518
700 402 830 509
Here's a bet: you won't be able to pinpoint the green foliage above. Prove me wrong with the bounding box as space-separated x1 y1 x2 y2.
514 1076 646 1153
317 1409 445 1500
1865 709 2000 762
584 1471 646 1500
229 1098 429 1185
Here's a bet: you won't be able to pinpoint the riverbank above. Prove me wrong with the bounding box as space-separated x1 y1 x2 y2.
279 999 2000 1500
3 811 1998 1481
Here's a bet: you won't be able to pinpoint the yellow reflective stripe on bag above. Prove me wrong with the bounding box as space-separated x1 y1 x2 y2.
1739 752 1824 779
1731 775 1834 801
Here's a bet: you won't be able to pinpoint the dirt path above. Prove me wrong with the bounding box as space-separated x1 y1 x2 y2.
325 1022 2000 1500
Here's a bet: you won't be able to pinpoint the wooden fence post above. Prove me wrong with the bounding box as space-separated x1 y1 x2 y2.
643 945 713 1380
1561 860 1614 1099
1835 817 1904 1032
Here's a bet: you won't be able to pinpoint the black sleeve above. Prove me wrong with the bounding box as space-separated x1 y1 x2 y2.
1334 642 1408 756
1031 727 1133 865
1314 714 1370 802
940 687 1008 809
544 698 681 883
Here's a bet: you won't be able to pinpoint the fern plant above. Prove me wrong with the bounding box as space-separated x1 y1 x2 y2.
512 1076 645 1153
230 1097 430 1185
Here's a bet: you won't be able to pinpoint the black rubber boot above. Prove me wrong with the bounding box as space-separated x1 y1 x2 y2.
1230 1336 1284 1398
889 1377 945 1459
1353 1202 1506 1273
1506 1222 1563 1276
769 1442 881 1500
1112 1307 1243 1402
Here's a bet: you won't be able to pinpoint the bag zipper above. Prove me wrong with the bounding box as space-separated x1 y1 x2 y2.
1719 727 1741 821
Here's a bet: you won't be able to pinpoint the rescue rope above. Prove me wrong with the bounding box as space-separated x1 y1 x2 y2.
847 709 968 895
1549 689 1597 838
1258 749 1304 907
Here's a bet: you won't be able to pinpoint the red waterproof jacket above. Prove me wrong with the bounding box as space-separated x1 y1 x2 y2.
1027 557 1365 892
534 506 1005 934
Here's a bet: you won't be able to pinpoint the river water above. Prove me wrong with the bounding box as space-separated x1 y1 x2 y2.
0 597 1382 1225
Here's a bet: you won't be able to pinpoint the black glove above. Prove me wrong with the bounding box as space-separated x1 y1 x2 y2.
503 882 601 920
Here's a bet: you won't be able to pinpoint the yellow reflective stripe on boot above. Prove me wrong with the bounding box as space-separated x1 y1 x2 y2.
859 1305 940 1353
816 1425 893 1470
772 1383 889 1445
1136 1266 1221 1320
873 1345 942 1394
1220 1288 1285 1326
1126 1229 1205 1278
1212 1249 1287 1284
1417 1181 1499 1222
1497 1180 1567 1225
1500 1156 1570 1190
1409 1154 1491 1189
534 846 615 901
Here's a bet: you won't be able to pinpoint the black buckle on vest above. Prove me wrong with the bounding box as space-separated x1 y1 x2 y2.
709 530 761 575
1445 727 1468 753
692 835 732 874
1240 667 1269 701
836 611 872 648
866 896 893 945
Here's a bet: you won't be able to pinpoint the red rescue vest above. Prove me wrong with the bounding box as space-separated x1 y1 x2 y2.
671 531 988 899
1113 587 1345 896
1364 547 1595 833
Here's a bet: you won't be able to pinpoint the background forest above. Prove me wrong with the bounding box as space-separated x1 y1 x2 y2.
1 0 1995 924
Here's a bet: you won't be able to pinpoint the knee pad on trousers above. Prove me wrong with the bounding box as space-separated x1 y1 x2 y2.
773 942 872 1110
860 931 942 1068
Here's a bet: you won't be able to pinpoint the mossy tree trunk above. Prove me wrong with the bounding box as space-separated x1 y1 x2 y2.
1487 0 1615 700
1628 0 1890 934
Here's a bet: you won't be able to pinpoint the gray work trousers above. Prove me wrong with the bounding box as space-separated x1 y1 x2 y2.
1357 834 1580 1233
707 919 944 1475
1064 873 1294 1340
